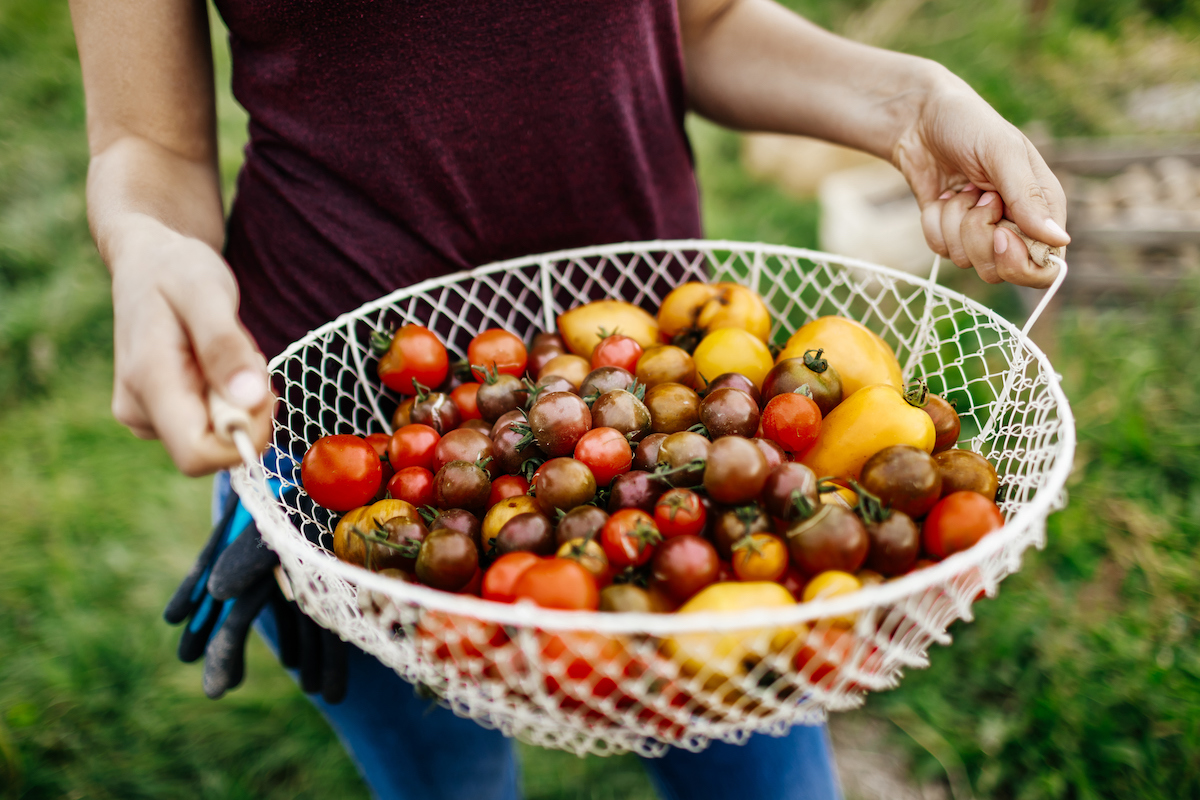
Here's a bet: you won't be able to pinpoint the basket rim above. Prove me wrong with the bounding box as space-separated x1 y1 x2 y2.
244 238 1077 636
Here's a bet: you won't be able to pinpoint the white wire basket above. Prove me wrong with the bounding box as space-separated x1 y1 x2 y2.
230 240 1075 757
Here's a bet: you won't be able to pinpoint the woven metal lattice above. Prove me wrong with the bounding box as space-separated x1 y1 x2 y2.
229 240 1075 757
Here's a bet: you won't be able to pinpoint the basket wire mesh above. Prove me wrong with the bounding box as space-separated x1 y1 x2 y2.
229 240 1075 757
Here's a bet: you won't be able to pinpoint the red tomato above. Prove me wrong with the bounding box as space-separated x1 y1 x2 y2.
653 488 707 538
387 424 441 471
481 552 541 603
301 434 383 512
780 566 807 601
599 509 662 568
591 334 644 373
795 627 864 690
364 432 395 484
469 329 528 379
762 393 822 453
651 534 719 602
387 466 436 507
450 382 483 421
573 427 633 486
541 630 641 706
512 558 599 610
377 325 449 394
488 474 531 508
922 491 1005 558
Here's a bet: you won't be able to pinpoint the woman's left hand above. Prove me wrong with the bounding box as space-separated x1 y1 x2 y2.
894 84 1070 287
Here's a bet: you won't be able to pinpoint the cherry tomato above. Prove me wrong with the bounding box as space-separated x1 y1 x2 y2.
573 427 633 486
780 566 807 600
487 474 530 508
592 334 644 373
922 491 1005 558
761 392 822 453
512 558 599 610
431 428 494 475
377 325 449 394
301 434 383 511
481 552 541 603
469 329 528 379
731 533 789 582
388 424 441 472
599 508 661 568
364 432 395 484
653 489 707 538
450 382 482 421
651 534 719 602
387 466 435 507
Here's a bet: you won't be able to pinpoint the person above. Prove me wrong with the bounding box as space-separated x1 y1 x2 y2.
70 1 1069 798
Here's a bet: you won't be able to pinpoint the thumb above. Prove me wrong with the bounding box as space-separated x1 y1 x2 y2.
987 137 1071 249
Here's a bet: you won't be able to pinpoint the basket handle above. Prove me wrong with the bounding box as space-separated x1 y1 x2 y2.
207 389 263 467
1005 221 1069 336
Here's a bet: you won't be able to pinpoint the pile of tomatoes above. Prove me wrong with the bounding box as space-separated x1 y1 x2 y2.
301 281 1006 621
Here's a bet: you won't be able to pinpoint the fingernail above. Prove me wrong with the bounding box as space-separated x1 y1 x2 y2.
975 192 997 208
962 183 977 193
994 227 1009 255
938 190 955 200
1044 218 1069 242
227 369 266 408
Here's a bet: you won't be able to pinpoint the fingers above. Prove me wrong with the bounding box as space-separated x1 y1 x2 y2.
961 191 1061 289
986 135 1070 249
938 184 982 270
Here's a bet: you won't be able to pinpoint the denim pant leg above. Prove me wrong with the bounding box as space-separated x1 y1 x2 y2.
214 473 520 800
641 724 843 800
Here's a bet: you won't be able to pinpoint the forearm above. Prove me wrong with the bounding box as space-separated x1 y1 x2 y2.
679 0 955 163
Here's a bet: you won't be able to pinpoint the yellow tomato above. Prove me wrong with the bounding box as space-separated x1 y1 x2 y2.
801 385 935 480
635 345 696 389
819 485 858 509
665 582 800 680
333 499 417 565
658 282 773 344
801 570 862 628
779 316 902 398
481 495 541 549
557 300 659 358
692 328 774 390
538 354 591 390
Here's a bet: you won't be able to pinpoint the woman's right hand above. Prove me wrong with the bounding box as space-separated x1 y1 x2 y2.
110 219 274 476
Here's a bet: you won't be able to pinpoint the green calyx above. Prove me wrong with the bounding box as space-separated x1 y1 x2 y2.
802 349 829 374
904 379 929 409
847 479 892 524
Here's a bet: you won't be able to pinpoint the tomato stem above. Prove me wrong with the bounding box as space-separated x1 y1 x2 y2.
846 479 893 523
802 349 829 374
903 379 929 408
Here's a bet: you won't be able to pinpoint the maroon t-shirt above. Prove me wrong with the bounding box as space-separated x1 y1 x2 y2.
214 0 703 359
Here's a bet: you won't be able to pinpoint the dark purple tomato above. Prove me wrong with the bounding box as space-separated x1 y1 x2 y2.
427 507 482 549
375 516 428 571
752 438 786 471
608 470 667 514
652 534 719 603
492 423 540 475
632 433 668 472
859 445 943 520
709 503 771 560
534 457 597 516
643 383 701 434
555 505 609 547
761 462 820 521
934 449 999 501
864 512 920 576
703 436 769 504
490 409 527 439
475 373 529 423
432 428 495 476
460 418 493 434
433 460 491 514
580 367 636 401
527 392 592 457
655 431 711 488
761 352 843 416
495 512 557 556
590 390 652 443
784 505 868 576
700 373 761 407
415 529 479 591
527 333 568 379
699 387 761 439
922 393 961 454
411 391 461 434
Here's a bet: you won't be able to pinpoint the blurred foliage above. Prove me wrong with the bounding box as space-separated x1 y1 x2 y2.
2 0 1200 798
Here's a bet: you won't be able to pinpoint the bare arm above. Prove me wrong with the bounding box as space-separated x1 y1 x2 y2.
71 0 272 476
678 0 1070 287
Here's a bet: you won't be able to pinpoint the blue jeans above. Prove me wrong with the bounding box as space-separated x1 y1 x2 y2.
217 474 842 800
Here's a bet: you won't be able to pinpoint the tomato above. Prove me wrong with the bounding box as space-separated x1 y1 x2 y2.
557 538 610 584
377 325 449 394
450 382 483 421
487 474 530 508
731 533 789 583
692 328 774 390
364 431 395 484
795 627 864 689
388 423 441 472
387 466 436 507
512 558 600 610
801 385 935 481
592 334 644 373
654 488 707 538
301 434 384 511
599 508 662 568
657 282 773 346
780 566 807 600
762 392 822 453
540 630 641 706
801 570 862 628
481 552 541 603
778 316 902 398
469 329 528 379
922 491 1005 558
573 427 633 486
652 535 719 602
557 300 659 358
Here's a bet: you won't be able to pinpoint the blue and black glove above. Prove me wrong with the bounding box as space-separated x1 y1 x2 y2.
164 483 348 703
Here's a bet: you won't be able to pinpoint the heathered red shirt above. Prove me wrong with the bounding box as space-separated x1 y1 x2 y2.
214 0 704 359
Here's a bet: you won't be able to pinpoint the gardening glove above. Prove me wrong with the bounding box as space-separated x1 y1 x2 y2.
164 477 348 703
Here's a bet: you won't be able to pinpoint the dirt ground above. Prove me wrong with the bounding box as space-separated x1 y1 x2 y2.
830 712 950 800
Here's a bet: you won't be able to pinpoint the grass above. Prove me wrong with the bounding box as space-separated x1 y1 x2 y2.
2 0 1200 798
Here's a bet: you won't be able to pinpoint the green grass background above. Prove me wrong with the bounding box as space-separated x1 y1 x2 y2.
2 1 1199 798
